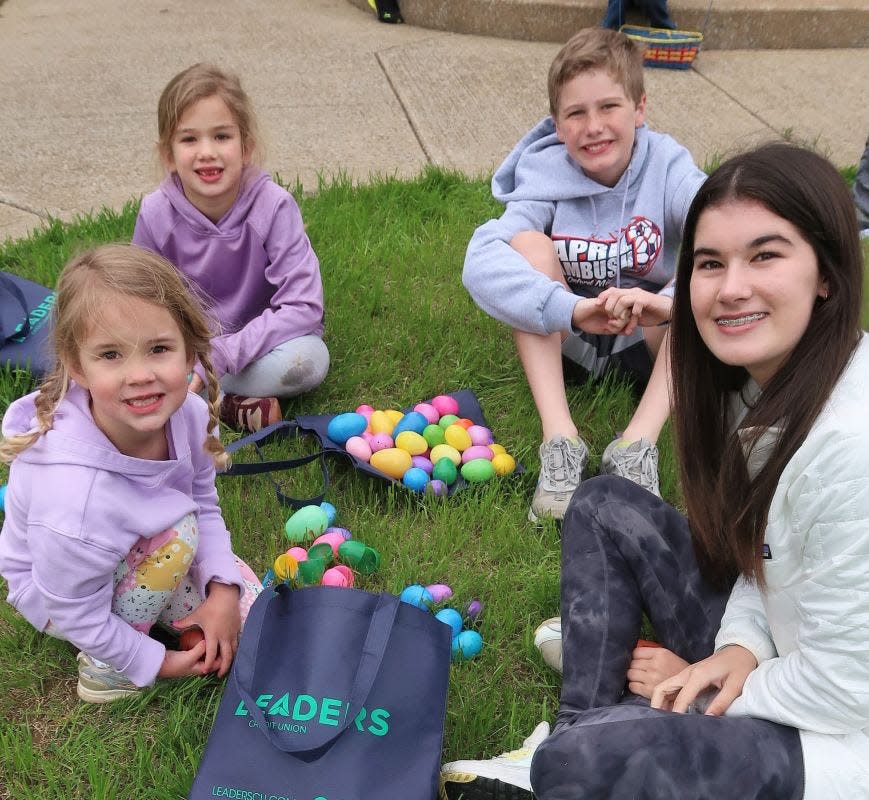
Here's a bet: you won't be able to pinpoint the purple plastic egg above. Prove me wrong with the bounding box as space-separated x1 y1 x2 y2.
411 455 434 474
468 425 494 446
324 526 353 541
461 445 494 463
369 433 394 452
414 402 440 424
428 479 448 496
464 599 484 621
425 583 453 603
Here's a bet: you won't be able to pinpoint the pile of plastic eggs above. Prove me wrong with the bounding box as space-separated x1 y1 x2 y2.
263 501 381 589
399 582 484 662
326 394 517 495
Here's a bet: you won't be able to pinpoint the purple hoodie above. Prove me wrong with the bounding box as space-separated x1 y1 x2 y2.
0 386 243 687
133 169 325 377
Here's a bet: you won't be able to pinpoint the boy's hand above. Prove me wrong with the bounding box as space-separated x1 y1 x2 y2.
572 297 630 335
172 582 241 678
596 288 672 336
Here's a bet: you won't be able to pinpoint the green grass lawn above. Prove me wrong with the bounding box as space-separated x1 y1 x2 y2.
0 167 866 799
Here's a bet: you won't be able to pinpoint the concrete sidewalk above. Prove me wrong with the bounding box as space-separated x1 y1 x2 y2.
1 0 867 242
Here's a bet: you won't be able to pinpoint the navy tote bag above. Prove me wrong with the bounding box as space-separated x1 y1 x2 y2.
189 585 451 800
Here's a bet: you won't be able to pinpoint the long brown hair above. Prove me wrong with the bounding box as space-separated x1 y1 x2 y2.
671 143 863 587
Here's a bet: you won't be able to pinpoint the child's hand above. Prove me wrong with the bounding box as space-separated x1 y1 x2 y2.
173 582 241 678
187 373 204 393
158 641 210 679
596 287 672 335
626 645 689 699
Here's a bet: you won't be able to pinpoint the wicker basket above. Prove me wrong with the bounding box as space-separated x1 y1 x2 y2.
620 25 703 70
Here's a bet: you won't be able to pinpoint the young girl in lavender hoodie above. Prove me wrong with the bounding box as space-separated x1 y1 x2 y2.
0 245 261 703
133 63 328 433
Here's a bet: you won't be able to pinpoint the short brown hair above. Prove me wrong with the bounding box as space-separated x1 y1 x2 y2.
548 28 645 116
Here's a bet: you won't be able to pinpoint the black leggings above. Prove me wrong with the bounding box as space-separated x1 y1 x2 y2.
530 476 804 800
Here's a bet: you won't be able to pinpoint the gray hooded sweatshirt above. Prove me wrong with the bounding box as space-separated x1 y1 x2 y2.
463 119 706 336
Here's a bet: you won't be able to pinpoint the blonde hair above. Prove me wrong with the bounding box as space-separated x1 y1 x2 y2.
157 63 259 166
0 244 228 469
548 28 645 116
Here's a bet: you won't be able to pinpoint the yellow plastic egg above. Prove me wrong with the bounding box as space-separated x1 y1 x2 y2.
369 410 395 435
274 553 299 581
444 423 472 452
430 443 461 466
385 409 404 426
370 447 413 479
394 430 428 456
489 443 506 457
491 452 517 476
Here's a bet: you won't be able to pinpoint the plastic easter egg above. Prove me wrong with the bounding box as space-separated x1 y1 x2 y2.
179 627 205 651
456 418 475 430
312 531 347 557
326 412 368 445
438 414 460 429
430 444 461 466
492 452 517 476
399 584 434 609
462 445 494 464
461 458 496 483
284 505 329 543
369 433 394 452
0 485 6 512
345 435 373 462
274 553 299 581
444 424 472 452
414 402 440 424
322 565 354 587
422 423 446 448
338 540 381 573
431 394 459 417
468 425 494 446
370 447 412 480
362 431 375 444
392 411 428 437
324 526 352 541
402 467 430 493
287 546 309 562
488 443 507 457
261 567 277 588
432 457 458 485
395 430 428 456
307 542 335 564
464 599 484 622
435 608 464 637
319 501 337 525
428 479 448 496
411 455 433 474
426 583 453 603
355 404 374 420
451 630 484 661
369 410 395 435
298 557 326 585
385 409 404 426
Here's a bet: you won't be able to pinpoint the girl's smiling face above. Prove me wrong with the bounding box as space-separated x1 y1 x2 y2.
689 199 828 387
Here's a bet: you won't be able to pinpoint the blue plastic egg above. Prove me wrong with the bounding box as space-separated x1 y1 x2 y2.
435 608 463 637
399 584 434 609
0 484 6 512
451 629 484 661
326 412 368 445
402 467 429 493
391 411 428 437
320 501 337 525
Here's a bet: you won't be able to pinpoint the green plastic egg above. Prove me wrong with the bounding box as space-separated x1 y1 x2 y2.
284 505 329 543
432 457 458 485
423 423 446 448
461 458 496 483
438 414 460 429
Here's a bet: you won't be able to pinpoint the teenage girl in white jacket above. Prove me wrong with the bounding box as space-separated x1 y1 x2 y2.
443 142 868 800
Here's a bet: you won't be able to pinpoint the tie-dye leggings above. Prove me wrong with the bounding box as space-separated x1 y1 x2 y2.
530 476 804 800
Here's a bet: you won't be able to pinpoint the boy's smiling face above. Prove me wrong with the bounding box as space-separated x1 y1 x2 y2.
554 68 646 187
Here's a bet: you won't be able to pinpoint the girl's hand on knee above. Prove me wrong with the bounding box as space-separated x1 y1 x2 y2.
650 645 757 715
626 645 688 699
158 641 209 679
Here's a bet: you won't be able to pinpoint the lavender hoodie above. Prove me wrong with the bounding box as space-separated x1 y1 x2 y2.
0 386 243 687
133 169 325 377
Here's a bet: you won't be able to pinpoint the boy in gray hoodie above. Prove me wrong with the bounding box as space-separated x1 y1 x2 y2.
463 28 705 522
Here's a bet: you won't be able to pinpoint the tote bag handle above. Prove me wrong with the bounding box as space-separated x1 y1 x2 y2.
232 586 400 754
0 274 32 342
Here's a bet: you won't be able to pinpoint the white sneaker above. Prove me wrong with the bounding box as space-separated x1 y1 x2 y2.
600 437 661 498
441 721 550 799
76 652 141 703
533 617 562 674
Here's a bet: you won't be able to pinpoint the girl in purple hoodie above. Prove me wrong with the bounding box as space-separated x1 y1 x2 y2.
0 245 261 702
133 64 329 433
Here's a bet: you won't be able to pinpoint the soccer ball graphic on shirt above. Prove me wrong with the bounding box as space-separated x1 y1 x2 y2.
623 217 662 276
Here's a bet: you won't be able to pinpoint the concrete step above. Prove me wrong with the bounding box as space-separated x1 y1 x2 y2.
349 0 869 49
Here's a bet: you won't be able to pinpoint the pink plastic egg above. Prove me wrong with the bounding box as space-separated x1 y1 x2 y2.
431 394 459 417
369 433 394 452
322 565 354 587
468 425 494 446
426 583 453 603
462 445 494 463
287 546 308 562
355 404 374 420
345 435 373 462
312 531 347 557
362 431 375 444
414 402 440 424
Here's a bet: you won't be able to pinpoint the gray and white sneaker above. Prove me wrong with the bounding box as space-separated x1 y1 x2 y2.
600 437 661 498
529 435 589 522
76 652 141 703
533 617 562 674
441 721 550 800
